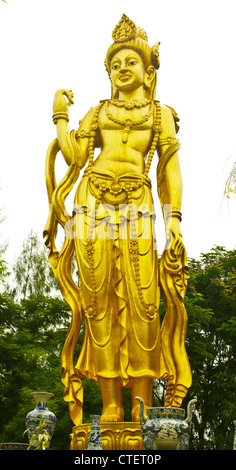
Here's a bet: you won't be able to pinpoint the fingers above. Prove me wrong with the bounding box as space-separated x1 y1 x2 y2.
68 90 74 105
171 233 184 258
165 224 183 256
63 89 74 105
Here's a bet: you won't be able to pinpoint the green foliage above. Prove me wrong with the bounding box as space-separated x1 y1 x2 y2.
9 230 59 299
185 246 236 449
0 207 9 290
24 417 50 450
0 292 73 448
0 239 235 450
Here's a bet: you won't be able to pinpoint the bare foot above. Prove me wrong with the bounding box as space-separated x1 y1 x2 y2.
100 405 124 423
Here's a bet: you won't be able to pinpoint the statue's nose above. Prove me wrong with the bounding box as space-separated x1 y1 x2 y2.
120 67 129 73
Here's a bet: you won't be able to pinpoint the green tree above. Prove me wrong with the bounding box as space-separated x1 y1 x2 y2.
186 246 236 449
0 293 72 448
8 230 80 300
0 206 9 291
8 231 59 299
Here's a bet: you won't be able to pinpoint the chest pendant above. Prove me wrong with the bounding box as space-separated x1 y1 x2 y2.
122 120 132 143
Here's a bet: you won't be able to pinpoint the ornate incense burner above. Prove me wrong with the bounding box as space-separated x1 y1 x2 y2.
136 397 197 450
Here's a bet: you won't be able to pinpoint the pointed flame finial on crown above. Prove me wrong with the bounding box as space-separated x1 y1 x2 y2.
112 14 137 42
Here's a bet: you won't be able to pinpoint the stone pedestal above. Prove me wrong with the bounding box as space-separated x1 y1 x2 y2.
70 422 144 450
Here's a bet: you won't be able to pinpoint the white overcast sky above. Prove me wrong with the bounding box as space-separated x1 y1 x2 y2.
0 0 235 266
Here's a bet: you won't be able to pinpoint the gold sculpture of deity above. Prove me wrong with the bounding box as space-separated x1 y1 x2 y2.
44 14 191 428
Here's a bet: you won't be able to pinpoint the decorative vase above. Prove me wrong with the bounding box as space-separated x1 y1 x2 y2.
136 396 197 450
87 415 103 450
25 392 56 450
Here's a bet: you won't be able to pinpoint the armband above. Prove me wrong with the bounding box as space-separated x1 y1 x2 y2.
158 137 179 147
52 111 69 124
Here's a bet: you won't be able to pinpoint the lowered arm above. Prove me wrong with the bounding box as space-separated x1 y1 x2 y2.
157 105 183 246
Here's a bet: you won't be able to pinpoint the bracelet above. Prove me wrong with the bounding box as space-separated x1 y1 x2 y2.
166 209 182 222
52 111 69 124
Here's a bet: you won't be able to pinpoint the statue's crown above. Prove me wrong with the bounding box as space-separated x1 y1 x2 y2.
112 14 137 42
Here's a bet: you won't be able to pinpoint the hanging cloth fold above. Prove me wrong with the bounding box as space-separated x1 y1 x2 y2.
43 132 84 426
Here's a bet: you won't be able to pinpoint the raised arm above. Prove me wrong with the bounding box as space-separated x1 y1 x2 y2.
52 89 75 166
52 89 100 169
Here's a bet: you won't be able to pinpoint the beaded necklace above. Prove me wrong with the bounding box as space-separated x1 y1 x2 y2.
109 98 151 109
105 100 154 144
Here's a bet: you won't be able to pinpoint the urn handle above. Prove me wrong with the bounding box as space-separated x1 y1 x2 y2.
185 398 197 424
135 396 147 427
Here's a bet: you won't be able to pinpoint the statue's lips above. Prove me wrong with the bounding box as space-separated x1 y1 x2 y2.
119 74 131 82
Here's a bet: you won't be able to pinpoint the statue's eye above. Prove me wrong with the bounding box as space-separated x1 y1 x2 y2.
128 60 137 66
112 64 120 70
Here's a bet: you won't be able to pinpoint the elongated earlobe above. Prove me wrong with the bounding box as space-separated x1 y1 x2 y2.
111 82 119 99
144 65 155 89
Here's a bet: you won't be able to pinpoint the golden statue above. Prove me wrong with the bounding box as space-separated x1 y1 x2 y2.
44 14 191 428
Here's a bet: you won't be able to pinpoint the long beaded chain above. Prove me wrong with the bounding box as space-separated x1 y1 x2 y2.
84 101 105 318
87 101 104 171
144 101 162 176
127 101 161 319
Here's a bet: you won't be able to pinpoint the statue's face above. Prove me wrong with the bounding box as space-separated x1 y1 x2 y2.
110 49 146 94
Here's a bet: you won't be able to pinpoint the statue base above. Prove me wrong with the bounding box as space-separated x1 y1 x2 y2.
70 422 144 450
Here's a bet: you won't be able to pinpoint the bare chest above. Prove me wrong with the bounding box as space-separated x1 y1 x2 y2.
98 101 154 148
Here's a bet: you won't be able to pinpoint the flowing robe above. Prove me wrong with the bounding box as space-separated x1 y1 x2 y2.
73 168 160 386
